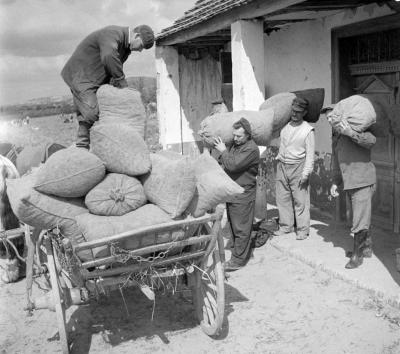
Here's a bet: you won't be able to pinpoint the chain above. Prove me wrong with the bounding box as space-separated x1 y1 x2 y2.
50 227 75 274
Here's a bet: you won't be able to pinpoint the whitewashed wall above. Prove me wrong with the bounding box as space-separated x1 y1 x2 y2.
264 3 395 153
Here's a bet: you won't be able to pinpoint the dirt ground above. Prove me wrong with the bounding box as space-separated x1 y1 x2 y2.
1 244 399 354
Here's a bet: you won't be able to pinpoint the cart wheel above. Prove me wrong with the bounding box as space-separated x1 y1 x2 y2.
45 239 70 354
192 248 225 336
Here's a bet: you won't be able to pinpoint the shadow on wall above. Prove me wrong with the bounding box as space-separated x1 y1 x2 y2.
261 146 335 214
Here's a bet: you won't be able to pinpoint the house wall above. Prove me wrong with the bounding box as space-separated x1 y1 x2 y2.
262 3 395 211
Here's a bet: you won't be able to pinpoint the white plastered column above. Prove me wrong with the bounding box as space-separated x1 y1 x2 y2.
231 20 265 111
231 20 266 155
155 45 182 151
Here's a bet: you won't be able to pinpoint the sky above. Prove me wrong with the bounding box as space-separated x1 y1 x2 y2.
0 0 197 105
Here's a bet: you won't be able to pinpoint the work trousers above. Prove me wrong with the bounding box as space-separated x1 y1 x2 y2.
71 87 99 149
347 184 375 234
275 160 310 236
226 199 255 266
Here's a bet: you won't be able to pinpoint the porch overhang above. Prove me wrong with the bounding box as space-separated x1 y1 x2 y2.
156 0 391 49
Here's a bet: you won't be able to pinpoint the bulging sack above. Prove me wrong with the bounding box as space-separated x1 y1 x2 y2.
85 173 146 216
91 124 151 176
259 88 325 138
329 95 389 137
7 172 88 248
97 85 146 137
142 152 196 218
75 204 185 259
292 88 325 123
259 92 296 136
198 109 275 147
186 150 244 217
34 147 105 198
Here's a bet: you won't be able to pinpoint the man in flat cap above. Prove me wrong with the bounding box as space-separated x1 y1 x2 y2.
213 118 260 271
322 105 377 269
274 97 315 240
61 25 155 149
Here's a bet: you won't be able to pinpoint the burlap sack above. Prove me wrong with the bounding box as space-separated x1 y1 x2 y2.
91 124 151 176
34 147 105 198
97 85 146 137
259 92 296 135
292 88 325 123
142 153 196 218
259 89 325 137
198 109 275 147
75 204 185 259
16 143 65 176
329 95 389 137
85 173 146 216
186 150 244 217
6 172 90 257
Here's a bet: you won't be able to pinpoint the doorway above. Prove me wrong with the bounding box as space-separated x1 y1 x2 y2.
332 14 400 233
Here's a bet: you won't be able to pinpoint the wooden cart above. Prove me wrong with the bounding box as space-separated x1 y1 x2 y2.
24 209 225 354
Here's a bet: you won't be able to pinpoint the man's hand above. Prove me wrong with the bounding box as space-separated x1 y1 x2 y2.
336 119 354 138
330 184 339 198
112 78 129 89
298 175 308 188
213 136 226 153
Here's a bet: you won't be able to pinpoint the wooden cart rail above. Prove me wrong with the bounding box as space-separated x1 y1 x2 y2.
73 212 221 252
29 209 225 354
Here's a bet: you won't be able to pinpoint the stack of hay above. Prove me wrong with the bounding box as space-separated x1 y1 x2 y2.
6 125 244 262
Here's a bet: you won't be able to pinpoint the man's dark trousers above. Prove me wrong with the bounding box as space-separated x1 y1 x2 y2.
71 87 100 149
226 199 255 266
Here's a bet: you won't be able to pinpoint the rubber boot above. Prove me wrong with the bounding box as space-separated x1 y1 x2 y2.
345 230 367 269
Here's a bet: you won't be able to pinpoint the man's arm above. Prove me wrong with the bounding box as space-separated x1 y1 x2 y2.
345 131 376 150
99 32 125 83
336 119 376 149
331 134 343 187
219 145 259 174
301 130 315 181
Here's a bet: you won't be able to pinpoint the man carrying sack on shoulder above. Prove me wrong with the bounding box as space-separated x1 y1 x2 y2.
213 118 260 272
322 105 377 269
61 25 155 150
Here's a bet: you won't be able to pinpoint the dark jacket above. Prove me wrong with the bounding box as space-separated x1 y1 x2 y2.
332 131 376 190
219 139 260 202
61 26 131 92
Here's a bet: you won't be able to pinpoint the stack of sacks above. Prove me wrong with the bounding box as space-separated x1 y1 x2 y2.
6 148 103 260
327 95 390 137
97 85 147 137
6 127 244 262
199 88 324 146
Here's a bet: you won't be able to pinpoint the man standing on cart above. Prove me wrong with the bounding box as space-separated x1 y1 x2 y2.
213 118 260 271
61 25 155 150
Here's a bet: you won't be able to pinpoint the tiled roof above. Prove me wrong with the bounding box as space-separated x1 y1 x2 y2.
156 0 256 40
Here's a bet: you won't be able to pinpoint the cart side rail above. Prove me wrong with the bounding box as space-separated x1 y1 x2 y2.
73 211 222 253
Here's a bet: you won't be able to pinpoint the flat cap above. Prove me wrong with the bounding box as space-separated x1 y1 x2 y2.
292 97 309 112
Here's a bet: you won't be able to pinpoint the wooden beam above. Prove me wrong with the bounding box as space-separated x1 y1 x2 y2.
157 0 307 45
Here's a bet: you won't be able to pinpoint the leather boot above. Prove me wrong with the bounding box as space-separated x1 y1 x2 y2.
363 232 373 258
76 121 91 150
345 230 367 269
346 230 372 258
